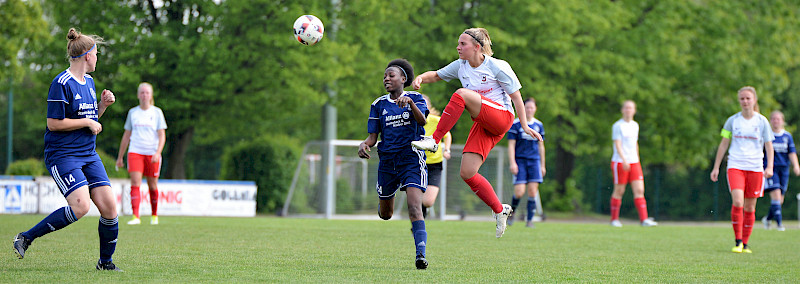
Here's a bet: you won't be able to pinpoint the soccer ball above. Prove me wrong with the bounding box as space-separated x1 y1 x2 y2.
293 15 324 46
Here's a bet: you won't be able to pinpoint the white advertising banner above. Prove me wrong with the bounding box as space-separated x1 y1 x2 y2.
120 180 257 217
0 176 38 214
0 176 256 217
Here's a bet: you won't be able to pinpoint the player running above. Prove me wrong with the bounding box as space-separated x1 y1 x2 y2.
609 100 658 227
711 86 774 253
13 28 122 271
507 98 545 228
116 82 167 226
420 95 452 219
358 59 430 269
411 27 541 238
761 110 800 231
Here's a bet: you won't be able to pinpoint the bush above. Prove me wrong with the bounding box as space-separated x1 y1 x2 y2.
220 134 301 214
96 150 129 179
4 158 46 176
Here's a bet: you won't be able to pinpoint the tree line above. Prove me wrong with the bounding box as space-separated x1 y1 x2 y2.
2 0 799 213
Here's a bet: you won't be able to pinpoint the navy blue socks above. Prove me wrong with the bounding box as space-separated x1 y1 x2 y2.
411 220 427 257
23 206 77 240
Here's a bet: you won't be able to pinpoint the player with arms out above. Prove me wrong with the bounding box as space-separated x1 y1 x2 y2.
711 86 774 253
358 59 430 269
116 82 168 225
609 100 658 227
507 98 545 228
13 28 122 271
761 110 800 231
411 28 541 238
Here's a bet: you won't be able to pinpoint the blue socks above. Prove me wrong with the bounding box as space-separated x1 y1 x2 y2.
23 206 77 240
527 197 536 221
98 216 119 263
770 200 782 227
411 220 427 257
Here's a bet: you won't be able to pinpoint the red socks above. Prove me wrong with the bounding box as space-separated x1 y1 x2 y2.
731 206 743 241
742 210 755 244
131 186 141 218
610 198 621 221
464 174 503 213
634 197 649 221
150 188 159 216
433 92 465 143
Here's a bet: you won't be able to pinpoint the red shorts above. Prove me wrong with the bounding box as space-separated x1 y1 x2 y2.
463 96 514 161
128 152 162 178
611 162 643 185
726 168 763 198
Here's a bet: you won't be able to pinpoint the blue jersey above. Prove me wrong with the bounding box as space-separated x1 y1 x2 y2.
367 92 428 154
44 69 100 164
765 130 796 167
507 118 545 160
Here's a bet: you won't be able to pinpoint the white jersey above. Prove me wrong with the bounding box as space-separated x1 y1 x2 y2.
611 119 639 163
721 112 773 172
124 105 167 155
436 56 521 114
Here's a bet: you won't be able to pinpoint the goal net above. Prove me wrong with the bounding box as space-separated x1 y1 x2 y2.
281 139 543 220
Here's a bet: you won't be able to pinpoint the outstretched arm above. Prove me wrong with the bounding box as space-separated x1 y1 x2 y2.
411 71 442 90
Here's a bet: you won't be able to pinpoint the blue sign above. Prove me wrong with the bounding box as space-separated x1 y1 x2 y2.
4 185 22 213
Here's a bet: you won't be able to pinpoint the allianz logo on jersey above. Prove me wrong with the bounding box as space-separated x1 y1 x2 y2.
78 101 97 110
386 112 410 121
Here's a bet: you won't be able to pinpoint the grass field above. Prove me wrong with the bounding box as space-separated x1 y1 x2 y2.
1 215 797 283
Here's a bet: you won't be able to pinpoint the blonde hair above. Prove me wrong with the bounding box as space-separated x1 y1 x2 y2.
621 100 635 108
139 82 155 106
422 94 440 116
737 86 759 113
463 28 493 56
66 28 104 60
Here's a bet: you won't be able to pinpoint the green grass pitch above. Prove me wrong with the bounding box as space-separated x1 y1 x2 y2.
1 215 797 282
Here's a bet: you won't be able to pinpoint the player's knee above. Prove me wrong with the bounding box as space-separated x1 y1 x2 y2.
71 203 91 219
460 170 477 181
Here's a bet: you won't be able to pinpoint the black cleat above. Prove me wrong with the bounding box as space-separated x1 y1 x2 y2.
415 254 428 270
96 260 123 272
13 233 31 259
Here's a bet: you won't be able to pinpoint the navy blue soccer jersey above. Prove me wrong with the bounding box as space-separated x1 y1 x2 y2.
765 130 796 167
44 69 100 163
507 118 544 159
368 92 429 154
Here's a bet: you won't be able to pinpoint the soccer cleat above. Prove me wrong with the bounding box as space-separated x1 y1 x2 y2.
526 221 535 228
96 260 123 271
411 136 438 152
731 244 743 253
415 254 428 270
776 226 786 232
150 216 159 225
742 244 752 253
492 204 513 238
13 233 32 259
127 217 141 225
610 220 622 227
641 218 658 227
762 216 770 230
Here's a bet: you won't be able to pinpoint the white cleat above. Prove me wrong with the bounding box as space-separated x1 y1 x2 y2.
411 136 438 152
762 216 770 230
493 204 513 238
610 220 622 227
151 216 159 225
127 217 141 225
641 217 658 227
777 226 785 231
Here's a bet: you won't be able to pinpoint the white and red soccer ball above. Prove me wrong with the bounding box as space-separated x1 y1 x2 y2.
293 15 324 46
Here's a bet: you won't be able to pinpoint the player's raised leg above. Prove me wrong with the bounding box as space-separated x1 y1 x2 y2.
14 184 91 259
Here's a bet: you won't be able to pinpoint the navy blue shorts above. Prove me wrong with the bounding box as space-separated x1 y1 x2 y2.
513 158 543 185
47 153 111 197
764 166 790 195
376 149 427 200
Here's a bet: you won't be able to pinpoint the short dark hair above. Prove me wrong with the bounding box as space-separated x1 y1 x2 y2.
525 97 536 104
386 59 414 88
